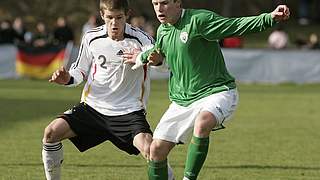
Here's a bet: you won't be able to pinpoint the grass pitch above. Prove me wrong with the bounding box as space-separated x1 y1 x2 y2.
0 79 319 180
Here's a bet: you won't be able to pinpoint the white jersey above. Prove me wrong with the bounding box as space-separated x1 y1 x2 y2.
68 23 154 116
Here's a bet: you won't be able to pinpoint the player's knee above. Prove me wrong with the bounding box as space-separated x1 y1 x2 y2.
142 144 150 159
133 133 152 158
43 126 54 143
149 141 168 161
43 124 60 143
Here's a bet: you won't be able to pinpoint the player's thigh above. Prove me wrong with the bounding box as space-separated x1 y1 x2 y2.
44 118 76 143
200 89 239 127
154 102 199 144
194 110 217 136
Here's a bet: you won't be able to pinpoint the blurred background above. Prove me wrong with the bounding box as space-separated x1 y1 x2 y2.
0 0 320 47
1 1 320 179
1 0 320 82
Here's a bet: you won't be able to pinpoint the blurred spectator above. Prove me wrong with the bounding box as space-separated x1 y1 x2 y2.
314 1 320 23
221 37 243 48
308 33 320 49
268 25 288 49
53 17 74 45
144 22 155 38
294 34 309 49
298 0 320 25
298 0 311 25
221 0 243 17
82 14 97 35
0 20 16 44
32 22 50 47
130 15 155 38
12 17 27 43
130 15 146 29
24 31 33 44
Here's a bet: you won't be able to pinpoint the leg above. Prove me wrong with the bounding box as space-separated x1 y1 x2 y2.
134 133 175 180
183 89 239 180
42 118 76 180
133 132 153 159
183 111 217 180
148 139 175 180
193 111 217 138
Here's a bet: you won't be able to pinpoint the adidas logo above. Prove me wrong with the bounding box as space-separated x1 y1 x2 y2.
116 50 124 56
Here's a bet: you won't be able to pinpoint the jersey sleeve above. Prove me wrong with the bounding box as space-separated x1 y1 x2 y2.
135 30 155 66
129 25 157 69
197 11 276 40
67 34 93 86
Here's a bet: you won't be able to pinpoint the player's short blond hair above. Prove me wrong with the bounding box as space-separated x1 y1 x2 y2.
100 0 129 14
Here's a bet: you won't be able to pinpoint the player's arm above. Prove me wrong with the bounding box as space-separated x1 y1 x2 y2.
123 44 166 70
123 26 164 69
198 5 290 40
60 34 93 87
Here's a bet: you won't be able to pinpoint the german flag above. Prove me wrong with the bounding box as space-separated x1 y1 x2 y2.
16 44 65 79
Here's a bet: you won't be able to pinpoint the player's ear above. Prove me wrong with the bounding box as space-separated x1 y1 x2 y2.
175 0 182 7
100 10 104 19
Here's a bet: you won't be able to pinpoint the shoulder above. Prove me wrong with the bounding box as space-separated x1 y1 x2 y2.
84 24 105 35
82 25 107 45
187 9 217 21
183 9 220 29
124 23 154 46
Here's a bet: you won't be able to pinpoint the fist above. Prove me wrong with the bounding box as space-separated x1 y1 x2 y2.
271 5 290 22
49 66 71 85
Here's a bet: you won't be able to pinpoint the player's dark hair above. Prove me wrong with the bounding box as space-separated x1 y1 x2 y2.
100 0 129 14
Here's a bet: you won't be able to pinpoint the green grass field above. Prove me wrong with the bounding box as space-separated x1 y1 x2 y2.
0 79 319 180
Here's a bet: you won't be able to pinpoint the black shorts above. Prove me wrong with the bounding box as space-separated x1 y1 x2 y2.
59 102 152 155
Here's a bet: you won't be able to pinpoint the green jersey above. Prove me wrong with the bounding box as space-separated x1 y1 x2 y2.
141 9 275 107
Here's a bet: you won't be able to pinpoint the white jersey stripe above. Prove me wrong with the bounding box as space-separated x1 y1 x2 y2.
89 34 108 45
124 33 142 45
72 43 84 70
130 27 154 44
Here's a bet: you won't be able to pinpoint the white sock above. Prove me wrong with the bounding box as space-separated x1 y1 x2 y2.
42 142 63 180
167 162 175 180
182 177 190 180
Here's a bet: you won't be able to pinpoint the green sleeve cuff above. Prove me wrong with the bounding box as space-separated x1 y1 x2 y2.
141 51 149 63
141 46 159 63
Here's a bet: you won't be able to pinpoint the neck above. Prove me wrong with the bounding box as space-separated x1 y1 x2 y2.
109 35 124 41
169 8 183 25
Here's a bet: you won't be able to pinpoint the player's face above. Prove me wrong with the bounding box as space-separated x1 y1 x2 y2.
101 9 127 40
152 0 181 24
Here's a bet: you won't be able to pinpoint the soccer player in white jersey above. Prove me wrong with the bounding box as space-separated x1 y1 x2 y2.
41 0 174 179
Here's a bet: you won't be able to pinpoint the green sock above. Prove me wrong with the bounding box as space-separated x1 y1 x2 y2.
184 136 209 180
148 159 168 180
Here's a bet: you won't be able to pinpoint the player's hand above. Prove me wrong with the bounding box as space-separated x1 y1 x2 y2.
147 49 164 66
49 66 71 85
123 48 141 64
271 5 290 22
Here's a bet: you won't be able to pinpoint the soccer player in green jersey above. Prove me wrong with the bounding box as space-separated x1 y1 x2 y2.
125 1 290 179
